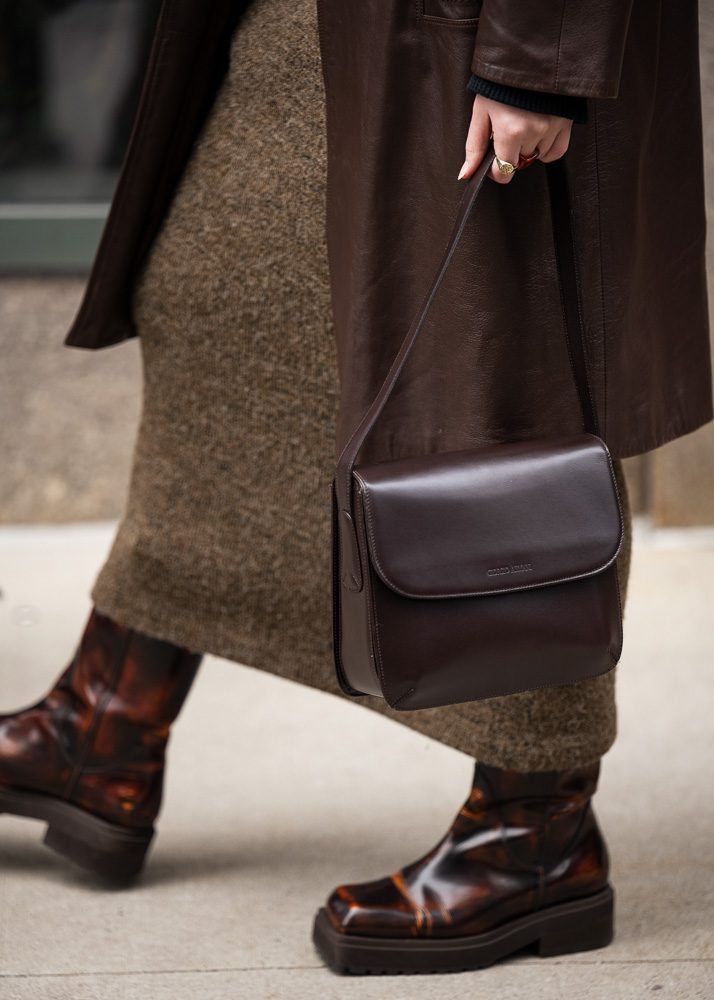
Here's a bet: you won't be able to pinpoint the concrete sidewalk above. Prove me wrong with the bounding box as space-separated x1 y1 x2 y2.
0 522 712 1000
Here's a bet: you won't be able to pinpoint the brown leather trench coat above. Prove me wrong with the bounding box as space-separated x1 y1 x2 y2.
66 0 713 461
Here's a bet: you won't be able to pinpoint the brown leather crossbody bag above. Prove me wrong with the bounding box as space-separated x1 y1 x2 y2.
332 145 624 711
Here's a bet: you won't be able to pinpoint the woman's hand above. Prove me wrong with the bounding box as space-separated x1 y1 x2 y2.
458 95 573 184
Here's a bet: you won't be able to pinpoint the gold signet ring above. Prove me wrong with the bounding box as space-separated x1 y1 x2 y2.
495 155 517 175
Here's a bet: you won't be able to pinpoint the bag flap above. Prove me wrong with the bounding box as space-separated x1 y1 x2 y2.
353 435 623 599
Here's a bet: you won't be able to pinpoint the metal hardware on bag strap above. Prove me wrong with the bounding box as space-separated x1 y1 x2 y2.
335 141 598 591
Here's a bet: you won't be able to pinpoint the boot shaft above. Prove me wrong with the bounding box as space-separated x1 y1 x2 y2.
461 761 608 901
0 610 201 828
58 611 202 768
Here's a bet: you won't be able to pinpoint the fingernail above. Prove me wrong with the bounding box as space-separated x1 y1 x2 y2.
457 160 469 180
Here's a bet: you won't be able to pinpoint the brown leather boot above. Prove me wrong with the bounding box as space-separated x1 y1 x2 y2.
313 761 613 974
0 609 201 880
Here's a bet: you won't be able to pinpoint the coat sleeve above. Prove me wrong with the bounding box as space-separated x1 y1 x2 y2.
471 0 635 99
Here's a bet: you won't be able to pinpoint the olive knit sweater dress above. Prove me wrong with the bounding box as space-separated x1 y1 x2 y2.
91 0 633 771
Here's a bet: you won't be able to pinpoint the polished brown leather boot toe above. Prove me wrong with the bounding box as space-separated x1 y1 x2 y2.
0 609 201 880
313 761 613 974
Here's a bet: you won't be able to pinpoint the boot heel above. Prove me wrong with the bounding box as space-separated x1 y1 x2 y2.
43 815 153 882
537 886 614 958
0 785 153 881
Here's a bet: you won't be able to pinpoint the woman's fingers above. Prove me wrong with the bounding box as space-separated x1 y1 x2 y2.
457 97 493 180
536 123 573 163
490 131 524 185
459 96 575 184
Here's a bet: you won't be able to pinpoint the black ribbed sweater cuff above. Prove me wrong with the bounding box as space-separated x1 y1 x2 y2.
467 74 588 124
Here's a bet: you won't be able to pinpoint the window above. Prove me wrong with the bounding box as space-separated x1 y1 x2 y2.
0 0 161 272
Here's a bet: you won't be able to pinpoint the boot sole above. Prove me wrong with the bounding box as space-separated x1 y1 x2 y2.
0 786 153 881
312 884 614 975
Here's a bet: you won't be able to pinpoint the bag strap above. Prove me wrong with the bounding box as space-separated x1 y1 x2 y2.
334 142 599 585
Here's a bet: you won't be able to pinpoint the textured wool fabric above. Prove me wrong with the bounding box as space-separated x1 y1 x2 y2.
92 0 632 772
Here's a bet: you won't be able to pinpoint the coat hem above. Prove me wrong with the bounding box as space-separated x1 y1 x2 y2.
606 402 714 461
64 313 137 350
